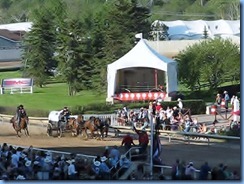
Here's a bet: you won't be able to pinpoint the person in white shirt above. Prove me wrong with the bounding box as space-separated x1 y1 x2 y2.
67 159 77 180
11 149 19 168
177 98 183 113
185 162 197 179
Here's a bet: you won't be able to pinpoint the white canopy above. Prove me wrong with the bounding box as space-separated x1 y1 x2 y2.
107 39 178 99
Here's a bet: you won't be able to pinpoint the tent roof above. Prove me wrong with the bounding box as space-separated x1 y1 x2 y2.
108 39 176 71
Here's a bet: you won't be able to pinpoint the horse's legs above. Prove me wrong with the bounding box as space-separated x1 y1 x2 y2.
25 128 30 137
16 130 20 137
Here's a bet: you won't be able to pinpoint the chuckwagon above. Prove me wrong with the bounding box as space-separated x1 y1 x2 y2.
47 111 78 137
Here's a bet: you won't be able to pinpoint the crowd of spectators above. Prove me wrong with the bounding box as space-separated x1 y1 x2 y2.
0 140 240 181
0 142 134 180
171 159 240 180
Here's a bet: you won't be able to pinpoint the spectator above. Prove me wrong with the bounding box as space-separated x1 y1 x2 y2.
171 159 180 180
199 162 211 180
215 93 222 106
119 155 131 176
133 126 149 154
102 146 110 158
121 133 136 152
108 146 120 168
177 98 183 113
67 159 77 180
185 162 197 180
91 161 101 178
223 91 230 110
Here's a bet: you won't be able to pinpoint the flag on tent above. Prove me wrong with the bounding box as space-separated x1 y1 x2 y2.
153 133 162 158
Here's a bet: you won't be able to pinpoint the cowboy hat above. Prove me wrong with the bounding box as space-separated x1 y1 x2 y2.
34 161 40 165
177 98 181 101
94 161 101 167
44 157 52 163
120 155 126 159
16 175 26 180
101 156 107 162
66 159 75 164
25 160 31 167
224 91 228 94
173 106 177 110
21 153 27 158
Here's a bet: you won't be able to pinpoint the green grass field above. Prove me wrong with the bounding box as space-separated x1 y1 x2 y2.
0 71 106 111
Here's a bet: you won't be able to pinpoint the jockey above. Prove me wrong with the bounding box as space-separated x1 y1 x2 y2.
16 104 27 128
60 107 71 125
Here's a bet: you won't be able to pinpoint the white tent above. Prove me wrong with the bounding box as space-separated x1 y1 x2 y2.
107 39 178 99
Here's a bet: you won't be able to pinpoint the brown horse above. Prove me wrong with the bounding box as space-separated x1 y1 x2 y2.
10 116 30 137
67 115 84 136
82 116 103 139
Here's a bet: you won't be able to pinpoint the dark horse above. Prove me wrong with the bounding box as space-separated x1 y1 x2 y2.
82 116 109 140
10 116 30 137
67 114 84 136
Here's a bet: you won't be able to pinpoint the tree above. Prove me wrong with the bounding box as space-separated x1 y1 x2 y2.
176 38 240 91
22 7 56 87
55 18 93 96
90 0 151 92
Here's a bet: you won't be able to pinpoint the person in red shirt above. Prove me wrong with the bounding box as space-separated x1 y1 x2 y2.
133 126 149 154
121 133 135 152
156 102 162 113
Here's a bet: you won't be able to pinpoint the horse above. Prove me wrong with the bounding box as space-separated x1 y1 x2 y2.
100 117 111 138
82 116 104 140
67 115 84 136
10 116 30 137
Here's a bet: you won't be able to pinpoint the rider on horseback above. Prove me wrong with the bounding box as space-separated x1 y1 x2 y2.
60 106 71 126
16 104 27 128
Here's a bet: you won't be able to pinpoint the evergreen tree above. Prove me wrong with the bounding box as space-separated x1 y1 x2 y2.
55 18 93 96
22 7 56 87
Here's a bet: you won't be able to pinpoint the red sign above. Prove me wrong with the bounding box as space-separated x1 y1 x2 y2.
114 92 166 101
1 78 33 87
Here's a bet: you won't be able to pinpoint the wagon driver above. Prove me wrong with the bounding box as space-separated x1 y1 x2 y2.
60 106 71 125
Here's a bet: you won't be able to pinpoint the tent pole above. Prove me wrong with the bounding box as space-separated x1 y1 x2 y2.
154 69 158 88
150 113 154 179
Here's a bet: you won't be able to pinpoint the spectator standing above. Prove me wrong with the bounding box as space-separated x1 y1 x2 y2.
109 146 120 168
215 93 222 106
177 98 183 113
67 159 77 180
185 162 197 180
223 91 230 110
199 162 211 180
121 133 135 152
171 159 180 180
133 126 149 154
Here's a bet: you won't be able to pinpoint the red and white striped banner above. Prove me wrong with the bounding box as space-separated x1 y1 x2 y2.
114 92 166 101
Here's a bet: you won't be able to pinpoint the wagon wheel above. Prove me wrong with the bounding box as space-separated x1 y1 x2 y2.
57 120 63 138
47 123 53 137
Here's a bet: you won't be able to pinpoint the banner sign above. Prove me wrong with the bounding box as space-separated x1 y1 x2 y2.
1 78 33 87
114 92 166 101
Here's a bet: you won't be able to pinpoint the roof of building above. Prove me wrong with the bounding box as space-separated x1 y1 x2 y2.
152 19 240 40
0 29 25 41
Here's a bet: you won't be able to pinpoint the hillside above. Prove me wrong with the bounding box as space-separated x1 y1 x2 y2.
0 0 240 24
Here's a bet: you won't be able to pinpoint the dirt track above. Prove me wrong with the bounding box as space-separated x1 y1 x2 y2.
0 119 240 173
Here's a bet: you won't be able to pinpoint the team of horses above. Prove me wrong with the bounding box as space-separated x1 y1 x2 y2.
65 115 111 140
